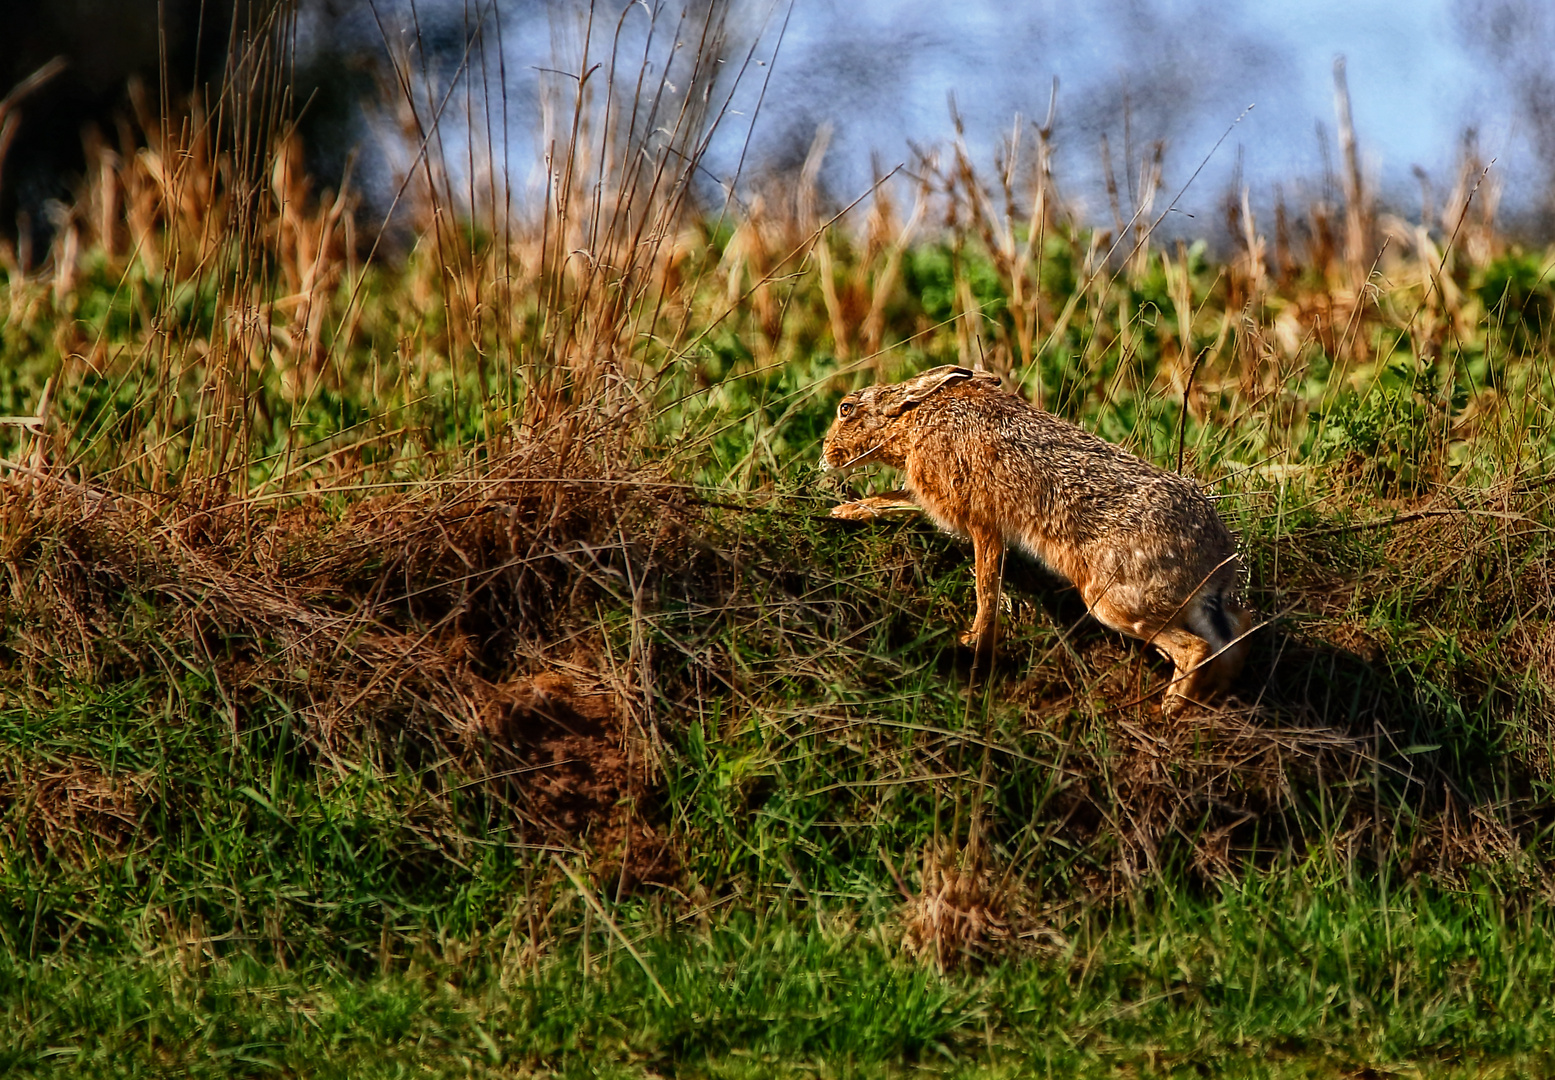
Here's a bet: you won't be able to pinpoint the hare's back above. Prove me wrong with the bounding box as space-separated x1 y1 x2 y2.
931 391 1233 553
957 398 1210 519
912 385 1229 524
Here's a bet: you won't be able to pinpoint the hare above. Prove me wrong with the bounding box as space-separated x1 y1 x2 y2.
821 365 1252 712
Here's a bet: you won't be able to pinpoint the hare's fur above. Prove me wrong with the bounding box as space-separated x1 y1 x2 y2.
821 365 1252 711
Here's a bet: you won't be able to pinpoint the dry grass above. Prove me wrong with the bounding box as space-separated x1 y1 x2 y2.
897 840 1009 969
1 436 693 874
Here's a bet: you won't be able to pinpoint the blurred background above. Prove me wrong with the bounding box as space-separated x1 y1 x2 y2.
3 0 1554 257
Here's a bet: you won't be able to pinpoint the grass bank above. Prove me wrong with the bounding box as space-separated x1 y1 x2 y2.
5 10 1555 1072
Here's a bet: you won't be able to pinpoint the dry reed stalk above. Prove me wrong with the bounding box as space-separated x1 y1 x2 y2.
1332 56 1372 289
858 167 929 367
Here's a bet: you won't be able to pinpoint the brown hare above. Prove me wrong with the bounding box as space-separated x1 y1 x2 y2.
821 365 1252 712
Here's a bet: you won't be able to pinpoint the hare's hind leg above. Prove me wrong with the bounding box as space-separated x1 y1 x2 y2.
1156 594 1254 713
1197 597 1253 694
1151 626 1217 714
1086 593 1211 713
1185 591 1253 696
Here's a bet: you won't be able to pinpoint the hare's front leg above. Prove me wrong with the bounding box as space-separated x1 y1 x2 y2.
957 524 1005 661
829 490 919 521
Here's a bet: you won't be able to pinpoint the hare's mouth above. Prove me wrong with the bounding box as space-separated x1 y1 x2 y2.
823 443 883 472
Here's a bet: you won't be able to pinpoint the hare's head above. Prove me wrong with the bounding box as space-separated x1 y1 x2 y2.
821 366 991 472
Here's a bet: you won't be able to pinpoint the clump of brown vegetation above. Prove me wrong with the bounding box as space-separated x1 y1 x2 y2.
898 841 1008 969
0 758 149 868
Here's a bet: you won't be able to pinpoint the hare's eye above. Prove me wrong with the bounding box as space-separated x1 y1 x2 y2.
838 402 854 419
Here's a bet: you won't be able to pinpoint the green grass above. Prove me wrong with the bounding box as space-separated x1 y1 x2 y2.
6 869 1555 1076
10 102 1555 1071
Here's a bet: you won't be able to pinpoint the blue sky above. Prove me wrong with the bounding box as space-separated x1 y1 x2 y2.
309 0 1543 230
716 0 1518 224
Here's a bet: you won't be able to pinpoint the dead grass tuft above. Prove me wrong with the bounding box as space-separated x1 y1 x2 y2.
899 842 1008 969
1096 709 1378 883
0 759 149 867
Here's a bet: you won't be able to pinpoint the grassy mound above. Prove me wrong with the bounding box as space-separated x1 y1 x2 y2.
5 21 1555 1072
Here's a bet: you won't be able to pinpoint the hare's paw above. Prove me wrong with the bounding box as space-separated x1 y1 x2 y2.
829 494 919 521
1159 689 1209 719
958 627 997 652
830 500 882 521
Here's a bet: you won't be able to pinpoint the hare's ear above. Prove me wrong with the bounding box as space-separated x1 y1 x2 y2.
882 366 976 416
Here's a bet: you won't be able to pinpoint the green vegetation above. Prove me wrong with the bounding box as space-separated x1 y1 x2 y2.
7 875 1555 1077
6 32 1555 1074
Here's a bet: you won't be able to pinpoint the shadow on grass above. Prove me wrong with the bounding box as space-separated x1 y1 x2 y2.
967 550 1555 887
